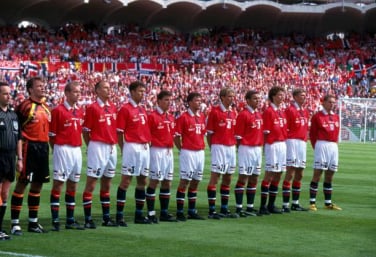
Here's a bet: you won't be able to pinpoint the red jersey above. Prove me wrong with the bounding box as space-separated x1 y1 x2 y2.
286 102 309 141
206 104 236 146
16 98 50 142
117 100 151 143
263 104 287 144
148 107 175 148
309 109 339 148
83 99 117 144
175 109 206 151
235 106 263 146
50 102 84 147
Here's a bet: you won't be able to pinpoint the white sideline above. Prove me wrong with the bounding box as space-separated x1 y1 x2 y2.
0 251 47 257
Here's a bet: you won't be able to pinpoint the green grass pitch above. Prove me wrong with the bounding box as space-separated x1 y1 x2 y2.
0 142 375 257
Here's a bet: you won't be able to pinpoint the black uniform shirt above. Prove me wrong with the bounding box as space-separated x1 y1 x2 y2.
0 107 21 151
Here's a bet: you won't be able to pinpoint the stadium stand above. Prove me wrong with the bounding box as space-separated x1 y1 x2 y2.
0 0 375 117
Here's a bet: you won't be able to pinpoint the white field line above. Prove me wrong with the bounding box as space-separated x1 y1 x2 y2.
0 251 48 257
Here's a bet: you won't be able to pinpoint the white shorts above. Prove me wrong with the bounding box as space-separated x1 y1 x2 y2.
179 149 205 181
121 142 150 176
53 144 82 182
238 145 262 176
210 144 236 174
286 139 306 168
149 147 174 181
264 141 287 172
87 141 117 179
313 140 338 172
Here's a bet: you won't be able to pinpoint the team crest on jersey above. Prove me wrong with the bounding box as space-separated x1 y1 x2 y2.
218 120 226 127
12 120 18 131
188 124 195 131
132 114 139 122
157 122 164 129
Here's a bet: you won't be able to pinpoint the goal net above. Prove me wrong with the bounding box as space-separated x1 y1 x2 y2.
339 98 376 143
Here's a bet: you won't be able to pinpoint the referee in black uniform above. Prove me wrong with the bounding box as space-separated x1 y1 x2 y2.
0 82 22 240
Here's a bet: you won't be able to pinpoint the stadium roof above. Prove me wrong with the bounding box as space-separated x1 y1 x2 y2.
0 0 375 36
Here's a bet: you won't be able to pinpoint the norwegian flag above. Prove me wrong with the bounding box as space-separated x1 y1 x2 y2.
81 63 104 73
20 61 39 77
40 62 48 76
105 63 117 72
139 63 163 76
116 62 135 71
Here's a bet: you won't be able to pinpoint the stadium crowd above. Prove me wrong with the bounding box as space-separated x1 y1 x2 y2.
0 24 375 117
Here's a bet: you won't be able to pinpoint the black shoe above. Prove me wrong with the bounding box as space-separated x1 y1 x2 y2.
291 204 308 211
10 224 22 236
84 220 96 229
282 206 291 213
148 215 159 224
116 219 128 227
160 213 177 222
220 210 240 219
134 216 152 224
66 221 85 230
220 210 239 218
268 206 283 214
28 222 47 233
245 208 259 216
258 206 270 216
51 221 60 231
0 231 11 240
176 212 187 222
187 211 205 220
208 212 223 219
236 210 249 218
102 219 118 227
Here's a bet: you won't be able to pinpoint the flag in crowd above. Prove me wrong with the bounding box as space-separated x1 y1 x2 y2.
0 60 168 76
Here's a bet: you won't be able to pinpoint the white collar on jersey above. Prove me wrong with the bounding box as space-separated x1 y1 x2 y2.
97 97 110 107
270 102 281 111
246 105 256 113
188 108 200 117
322 108 334 115
156 106 167 115
129 98 139 107
293 101 303 110
219 102 232 112
64 101 78 111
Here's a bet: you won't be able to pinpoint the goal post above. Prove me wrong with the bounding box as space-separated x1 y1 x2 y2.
339 98 376 143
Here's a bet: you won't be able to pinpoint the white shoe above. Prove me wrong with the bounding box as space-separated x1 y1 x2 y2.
0 231 11 240
11 225 23 236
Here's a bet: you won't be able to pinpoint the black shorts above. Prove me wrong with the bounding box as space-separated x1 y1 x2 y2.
0 150 16 182
19 141 50 184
